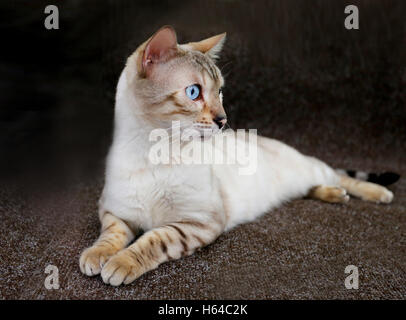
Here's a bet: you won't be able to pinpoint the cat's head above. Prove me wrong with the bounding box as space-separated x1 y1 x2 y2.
124 26 227 137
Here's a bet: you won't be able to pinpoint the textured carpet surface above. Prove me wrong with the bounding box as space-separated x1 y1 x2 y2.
0 0 405 299
0 159 405 299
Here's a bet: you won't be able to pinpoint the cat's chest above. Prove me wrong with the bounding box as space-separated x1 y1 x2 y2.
131 166 203 203
102 164 214 227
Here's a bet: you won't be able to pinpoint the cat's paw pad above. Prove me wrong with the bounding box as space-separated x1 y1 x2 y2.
101 251 139 286
79 246 115 276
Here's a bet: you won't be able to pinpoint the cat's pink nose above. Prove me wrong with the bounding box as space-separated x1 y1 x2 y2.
213 116 227 129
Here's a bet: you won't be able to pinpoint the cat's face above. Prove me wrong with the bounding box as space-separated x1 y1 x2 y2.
127 26 227 137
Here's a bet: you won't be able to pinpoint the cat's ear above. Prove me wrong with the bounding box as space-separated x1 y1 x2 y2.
141 26 178 76
187 33 226 60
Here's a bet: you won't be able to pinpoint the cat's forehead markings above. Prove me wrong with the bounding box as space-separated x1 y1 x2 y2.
189 52 219 83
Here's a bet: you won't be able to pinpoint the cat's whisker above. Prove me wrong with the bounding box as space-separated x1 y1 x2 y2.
220 60 233 73
122 121 187 148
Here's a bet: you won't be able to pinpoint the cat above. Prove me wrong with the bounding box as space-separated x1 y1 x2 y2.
79 26 399 286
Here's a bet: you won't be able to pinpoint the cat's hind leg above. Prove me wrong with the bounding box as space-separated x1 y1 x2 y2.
308 185 350 203
339 175 393 203
80 212 135 276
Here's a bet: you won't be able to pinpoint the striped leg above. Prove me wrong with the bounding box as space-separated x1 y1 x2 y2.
80 212 135 276
339 175 393 203
101 218 224 286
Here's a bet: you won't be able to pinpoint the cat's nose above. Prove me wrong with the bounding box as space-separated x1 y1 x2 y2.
213 115 227 129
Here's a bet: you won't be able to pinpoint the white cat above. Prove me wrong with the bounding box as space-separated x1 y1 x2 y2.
80 26 395 286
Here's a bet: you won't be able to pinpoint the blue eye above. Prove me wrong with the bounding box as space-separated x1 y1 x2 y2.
185 84 201 100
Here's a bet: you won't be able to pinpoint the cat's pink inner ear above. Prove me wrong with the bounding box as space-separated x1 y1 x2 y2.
142 26 177 73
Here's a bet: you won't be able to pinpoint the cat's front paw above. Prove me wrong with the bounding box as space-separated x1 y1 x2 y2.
79 245 116 276
101 249 141 286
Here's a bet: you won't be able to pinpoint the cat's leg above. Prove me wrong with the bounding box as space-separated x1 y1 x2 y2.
308 185 350 203
339 175 393 203
80 212 135 276
100 216 224 286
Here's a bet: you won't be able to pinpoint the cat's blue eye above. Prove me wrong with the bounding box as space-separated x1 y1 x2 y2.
185 84 200 100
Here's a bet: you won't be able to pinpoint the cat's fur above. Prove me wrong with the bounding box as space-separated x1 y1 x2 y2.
80 26 396 286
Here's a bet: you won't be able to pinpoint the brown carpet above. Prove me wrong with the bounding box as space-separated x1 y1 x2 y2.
0 156 404 299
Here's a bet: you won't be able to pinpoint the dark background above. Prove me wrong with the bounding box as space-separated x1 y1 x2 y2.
1 0 405 190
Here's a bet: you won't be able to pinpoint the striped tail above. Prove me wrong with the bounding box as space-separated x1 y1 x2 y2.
336 169 400 186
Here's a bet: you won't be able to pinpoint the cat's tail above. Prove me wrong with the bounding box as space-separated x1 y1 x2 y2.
336 169 400 186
